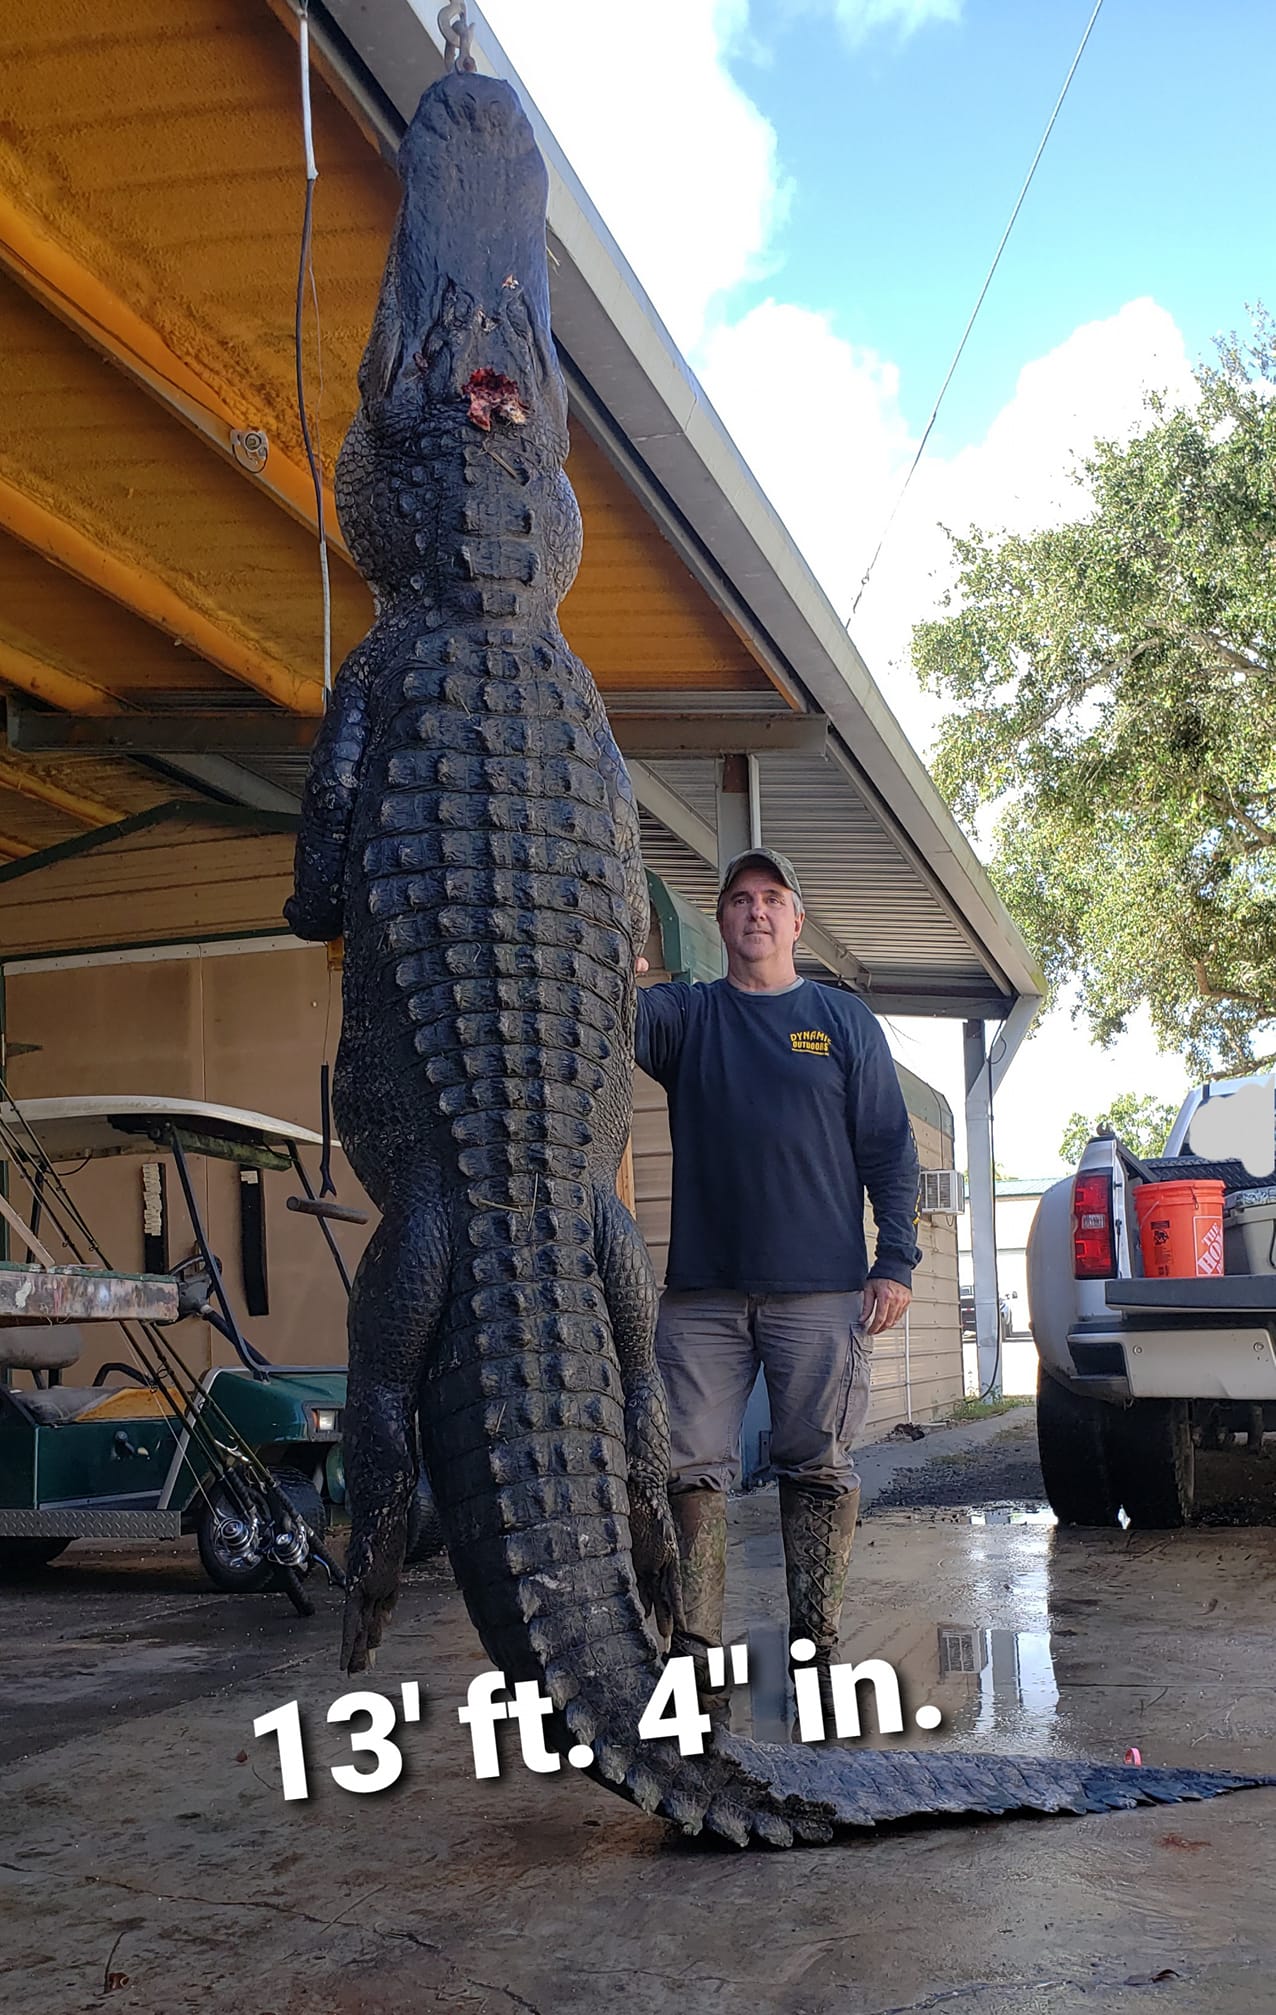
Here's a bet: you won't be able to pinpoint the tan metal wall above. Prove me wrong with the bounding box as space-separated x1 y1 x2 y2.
4 946 368 1380
861 1108 963 1432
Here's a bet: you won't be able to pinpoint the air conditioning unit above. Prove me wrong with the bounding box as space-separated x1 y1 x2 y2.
919 1169 965 1216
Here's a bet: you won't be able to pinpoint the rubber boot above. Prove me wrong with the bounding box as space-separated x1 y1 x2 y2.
668 1486 731 1731
780 1479 860 1740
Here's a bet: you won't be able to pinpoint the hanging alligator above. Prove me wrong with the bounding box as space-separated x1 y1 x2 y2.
285 65 1272 1846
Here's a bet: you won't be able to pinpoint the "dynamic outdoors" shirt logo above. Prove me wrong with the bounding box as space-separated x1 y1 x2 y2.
790 1028 831 1057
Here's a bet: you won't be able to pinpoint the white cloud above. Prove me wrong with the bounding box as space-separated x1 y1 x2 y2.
480 0 785 355
692 294 1196 759
851 298 1199 748
783 0 962 45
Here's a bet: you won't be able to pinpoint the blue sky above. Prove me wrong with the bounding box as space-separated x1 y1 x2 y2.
479 0 1266 1172
726 0 1269 453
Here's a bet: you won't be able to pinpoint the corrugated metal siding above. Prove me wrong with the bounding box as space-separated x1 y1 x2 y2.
632 1066 672 1288
632 956 673 1284
861 1110 963 1433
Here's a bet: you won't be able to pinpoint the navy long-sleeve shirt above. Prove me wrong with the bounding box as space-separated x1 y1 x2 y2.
635 977 922 1295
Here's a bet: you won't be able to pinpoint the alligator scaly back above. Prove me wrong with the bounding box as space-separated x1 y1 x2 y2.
286 67 1273 1844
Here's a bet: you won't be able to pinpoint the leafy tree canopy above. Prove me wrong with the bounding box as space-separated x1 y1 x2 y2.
1059 1092 1179 1166
913 312 1276 1079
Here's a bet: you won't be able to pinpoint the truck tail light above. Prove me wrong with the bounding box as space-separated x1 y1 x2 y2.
1073 1170 1115 1279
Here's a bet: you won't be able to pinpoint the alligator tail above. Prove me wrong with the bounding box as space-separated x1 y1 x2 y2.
409 1183 1274 1845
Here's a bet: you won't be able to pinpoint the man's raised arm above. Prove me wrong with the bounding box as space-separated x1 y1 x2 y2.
633 980 691 1087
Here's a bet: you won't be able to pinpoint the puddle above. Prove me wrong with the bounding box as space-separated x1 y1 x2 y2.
966 1504 1055 1526
735 1619 1061 1748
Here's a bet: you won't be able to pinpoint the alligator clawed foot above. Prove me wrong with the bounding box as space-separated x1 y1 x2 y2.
628 1473 681 1642
341 1576 400 1673
339 1533 405 1672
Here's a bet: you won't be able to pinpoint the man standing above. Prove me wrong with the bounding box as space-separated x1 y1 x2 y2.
635 849 921 1718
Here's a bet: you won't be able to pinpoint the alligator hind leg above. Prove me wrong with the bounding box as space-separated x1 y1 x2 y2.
593 1185 679 1639
341 1177 451 1671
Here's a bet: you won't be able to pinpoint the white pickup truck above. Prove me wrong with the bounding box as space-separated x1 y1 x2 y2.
1028 1071 1276 1527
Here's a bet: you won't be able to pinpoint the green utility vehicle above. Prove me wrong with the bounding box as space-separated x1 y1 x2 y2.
0 1095 357 1608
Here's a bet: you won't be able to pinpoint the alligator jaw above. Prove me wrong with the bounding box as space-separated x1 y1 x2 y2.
355 71 564 447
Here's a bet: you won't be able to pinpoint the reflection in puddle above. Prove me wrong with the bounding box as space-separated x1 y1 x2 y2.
966 1506 1056 1527
746 1621 792 1743
938 1626 1059 1735
740 1620 1060 1746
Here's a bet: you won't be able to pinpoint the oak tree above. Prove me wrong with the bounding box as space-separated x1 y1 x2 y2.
1059 1093 1178 1165
913 314 1276 1078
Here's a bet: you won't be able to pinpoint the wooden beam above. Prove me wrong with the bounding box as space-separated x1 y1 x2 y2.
0 476 322 718
614 714 826 758
3 706 829 761
6 704 310 757
0 640 120 717
0 833 34 861
0 753 123 827
0 187 350 563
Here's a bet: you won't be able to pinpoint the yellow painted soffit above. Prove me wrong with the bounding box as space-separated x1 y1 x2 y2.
0 0 773 704
0 185 347 559
0 472 323 720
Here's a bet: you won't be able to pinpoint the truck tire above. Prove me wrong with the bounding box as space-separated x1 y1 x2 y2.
1105 1399 1195 1528
1036 1367 1122 1524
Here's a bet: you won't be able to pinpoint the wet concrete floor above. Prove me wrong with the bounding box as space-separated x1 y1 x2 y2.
3 1411 1276 2014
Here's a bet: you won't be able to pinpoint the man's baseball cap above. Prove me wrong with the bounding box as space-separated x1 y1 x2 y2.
717 847 803 909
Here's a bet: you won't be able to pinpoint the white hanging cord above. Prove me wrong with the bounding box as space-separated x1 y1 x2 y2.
849 0 1107 621
295 1 333 700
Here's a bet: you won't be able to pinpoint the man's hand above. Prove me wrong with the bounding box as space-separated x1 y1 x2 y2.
636 956 649 974
860 1278 912 1335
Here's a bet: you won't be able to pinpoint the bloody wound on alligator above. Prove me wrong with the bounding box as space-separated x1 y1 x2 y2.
286 68 1272 1845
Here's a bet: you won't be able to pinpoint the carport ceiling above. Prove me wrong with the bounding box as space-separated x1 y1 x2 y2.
0 0 1042 1019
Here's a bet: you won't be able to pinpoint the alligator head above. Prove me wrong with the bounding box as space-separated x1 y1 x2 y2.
337 70 575 609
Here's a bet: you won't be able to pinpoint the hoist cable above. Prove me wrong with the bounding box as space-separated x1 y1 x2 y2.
295 1 333 698
850 0 1107 619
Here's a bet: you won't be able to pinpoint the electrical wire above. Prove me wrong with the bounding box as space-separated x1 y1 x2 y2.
850 0 1108 619
295 1 333 699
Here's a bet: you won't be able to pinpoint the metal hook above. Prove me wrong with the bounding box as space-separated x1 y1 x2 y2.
438 2 477 72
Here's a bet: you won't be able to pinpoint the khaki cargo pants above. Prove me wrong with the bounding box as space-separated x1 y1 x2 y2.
655 1289 870 1497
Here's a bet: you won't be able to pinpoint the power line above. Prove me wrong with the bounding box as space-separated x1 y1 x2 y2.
849 0 1107 620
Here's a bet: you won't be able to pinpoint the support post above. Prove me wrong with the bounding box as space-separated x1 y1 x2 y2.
714 752 760 872
964 1019 1000 1397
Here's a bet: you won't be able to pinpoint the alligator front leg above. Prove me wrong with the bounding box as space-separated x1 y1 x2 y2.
594 1185 679 1640
285 649 373 943
341 1180 451 1671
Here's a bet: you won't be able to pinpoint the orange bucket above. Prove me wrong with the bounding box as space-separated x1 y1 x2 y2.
1135 1179 1226 1278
